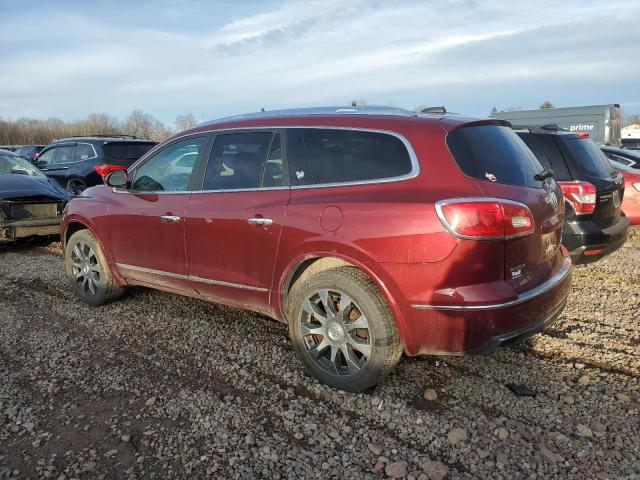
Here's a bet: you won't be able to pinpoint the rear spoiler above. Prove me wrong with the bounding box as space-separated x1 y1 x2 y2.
440 117 512 132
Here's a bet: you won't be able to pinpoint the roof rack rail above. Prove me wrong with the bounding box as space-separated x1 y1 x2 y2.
68 134 140 139
510 124 570 133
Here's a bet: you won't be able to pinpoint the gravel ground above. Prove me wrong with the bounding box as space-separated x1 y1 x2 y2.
0 230 638 480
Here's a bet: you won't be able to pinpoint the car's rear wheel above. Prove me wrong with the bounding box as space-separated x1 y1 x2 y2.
286 266 402 392
65 229 123 305
66 179 87 195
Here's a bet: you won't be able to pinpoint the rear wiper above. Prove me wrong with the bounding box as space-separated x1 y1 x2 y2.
534 168 554 181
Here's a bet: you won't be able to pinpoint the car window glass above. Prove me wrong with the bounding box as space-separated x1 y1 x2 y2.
74 144 95 161
286 128 311 185
518 134 571 181
131 137 207 192
54 145 75 164
301 128 413 184
203 132 275 190
262 134 284 187
449 126 543 188
610 154 633 166
36 148 55 166
565 138 615 179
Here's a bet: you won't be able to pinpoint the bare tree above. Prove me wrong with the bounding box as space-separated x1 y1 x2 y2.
174 113 197 132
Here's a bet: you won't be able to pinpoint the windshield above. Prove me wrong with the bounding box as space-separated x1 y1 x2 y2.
609 159 634 172
566 138 616 178
0 155 45 177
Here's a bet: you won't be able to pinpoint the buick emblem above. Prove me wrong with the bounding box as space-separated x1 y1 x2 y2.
545 191 558 210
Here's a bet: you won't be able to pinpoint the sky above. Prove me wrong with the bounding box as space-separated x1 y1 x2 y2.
1 0 639 126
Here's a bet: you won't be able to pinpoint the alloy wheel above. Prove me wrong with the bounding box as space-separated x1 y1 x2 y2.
69 241 101 296
299 289 371 376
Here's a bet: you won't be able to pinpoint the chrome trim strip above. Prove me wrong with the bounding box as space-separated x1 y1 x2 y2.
188 275 269 292
434 197 535 241
119 126 420 194
410 256 571 311
115 263 268 292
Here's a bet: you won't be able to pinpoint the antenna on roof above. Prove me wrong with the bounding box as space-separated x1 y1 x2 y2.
420 106 447 114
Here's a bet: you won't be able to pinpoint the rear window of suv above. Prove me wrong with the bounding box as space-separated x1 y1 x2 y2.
447 124 543 188
564 138 615 179
102 142 156 160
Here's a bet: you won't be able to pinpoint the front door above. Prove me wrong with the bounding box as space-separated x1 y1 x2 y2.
40 144 76 189
108 135 210 293
185 130 289 311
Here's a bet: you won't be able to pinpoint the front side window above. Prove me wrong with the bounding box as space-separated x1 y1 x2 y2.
202 132 281 190
36 148 56 166
131 137 207 192
300 128 413 185
54 145 75 164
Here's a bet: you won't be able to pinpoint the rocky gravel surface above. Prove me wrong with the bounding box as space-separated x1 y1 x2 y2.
0 230 639 479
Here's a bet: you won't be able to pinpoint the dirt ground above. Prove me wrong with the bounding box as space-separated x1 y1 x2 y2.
0 230 638 479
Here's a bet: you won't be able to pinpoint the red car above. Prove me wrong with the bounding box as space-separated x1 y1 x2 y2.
609 158 640 225
62 107 572 391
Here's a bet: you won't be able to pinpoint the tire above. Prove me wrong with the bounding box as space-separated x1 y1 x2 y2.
65 229 123 306
286 266 403 392
66 179 87 195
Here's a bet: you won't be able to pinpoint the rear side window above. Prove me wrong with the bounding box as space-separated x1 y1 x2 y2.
102 142 156 161
202 132 282 190
300 128 413 185
447 125 543 188
74 144 96 161
564 138 615 179
54 145 75 164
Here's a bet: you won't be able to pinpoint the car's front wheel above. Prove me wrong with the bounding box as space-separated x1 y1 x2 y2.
65 229 123 305
286 267 403 392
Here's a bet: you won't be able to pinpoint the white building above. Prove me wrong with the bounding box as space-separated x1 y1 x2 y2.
622 124 640 139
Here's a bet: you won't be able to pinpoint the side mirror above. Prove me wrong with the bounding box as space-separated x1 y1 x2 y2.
105 169 129 188
36 159 48 168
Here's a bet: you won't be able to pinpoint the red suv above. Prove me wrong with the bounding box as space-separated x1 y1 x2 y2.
62 107 572 391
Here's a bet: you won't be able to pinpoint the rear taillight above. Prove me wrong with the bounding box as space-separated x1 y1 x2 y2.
557 181 596 215
94 164 127 177
575 132 590 138
435 199 535 239
633 182 640 192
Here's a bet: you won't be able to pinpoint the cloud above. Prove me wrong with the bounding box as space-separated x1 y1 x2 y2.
0 0 639 123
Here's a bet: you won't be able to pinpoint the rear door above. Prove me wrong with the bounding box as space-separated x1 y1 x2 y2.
185 130 289 312
446 124 565 293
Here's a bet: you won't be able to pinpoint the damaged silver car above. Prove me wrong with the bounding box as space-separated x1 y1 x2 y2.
0 149 71 243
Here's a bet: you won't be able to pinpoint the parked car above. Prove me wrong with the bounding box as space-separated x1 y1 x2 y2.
621 138 640 150
600 146 640 170
514 127 628 263
14 145 45 162
608 159 640 225
62 106 572 391
35 135 157 194
0 149 71 243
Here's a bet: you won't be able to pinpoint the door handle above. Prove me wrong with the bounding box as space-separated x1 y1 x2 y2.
160 215 181 223
247 217 273 226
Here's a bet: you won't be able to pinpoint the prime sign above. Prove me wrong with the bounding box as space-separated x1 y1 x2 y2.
569 124 595 132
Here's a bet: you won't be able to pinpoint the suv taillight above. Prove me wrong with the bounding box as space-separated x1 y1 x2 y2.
557 181 596 215
435 199 535 239
95 164 127 177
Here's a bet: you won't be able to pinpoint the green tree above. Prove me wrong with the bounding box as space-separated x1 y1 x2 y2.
540 101 555 109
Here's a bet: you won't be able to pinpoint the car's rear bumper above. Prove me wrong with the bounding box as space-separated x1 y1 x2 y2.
563 215 629 264
0 217 61 242
405 254 572 355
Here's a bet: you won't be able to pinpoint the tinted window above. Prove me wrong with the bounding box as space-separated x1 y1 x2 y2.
103 142 156 160
301 129 412 184
74 144 96 161
132 137 206 192
518 133 571 180
286 129 311 185
54 145 75 164
564 138 615 179
202 132 279 190
447 125 543 188
609 159 634 172
605 153 633 166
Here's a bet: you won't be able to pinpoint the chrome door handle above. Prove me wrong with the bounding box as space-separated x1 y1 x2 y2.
160 215 181 223
247 217 273 226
